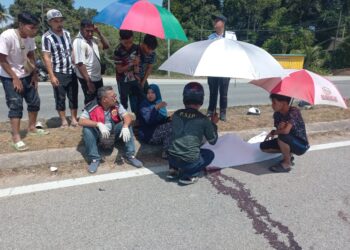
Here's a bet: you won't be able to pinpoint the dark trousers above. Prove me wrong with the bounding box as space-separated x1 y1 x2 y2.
1 75 40 118
168 149 215 178
53 72 78 111
260 134 309 156
78 78 104 105
117 80 144 113
207 77 230 112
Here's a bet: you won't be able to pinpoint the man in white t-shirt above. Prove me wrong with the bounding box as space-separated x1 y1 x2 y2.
78 86 143 173
0 12 49 152
73 19 110 104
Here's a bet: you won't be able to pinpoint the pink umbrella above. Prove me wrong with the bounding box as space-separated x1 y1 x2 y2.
251 69 347 108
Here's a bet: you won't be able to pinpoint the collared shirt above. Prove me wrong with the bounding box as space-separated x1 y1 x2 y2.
42 29 73 74
114 43 139 83
73 32 102 81
208 32 224 40
0 28 36 78
139 50 156 79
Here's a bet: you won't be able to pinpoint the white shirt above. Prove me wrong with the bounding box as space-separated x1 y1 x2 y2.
73 32 101 81
0 29 36 78
208 32 224 40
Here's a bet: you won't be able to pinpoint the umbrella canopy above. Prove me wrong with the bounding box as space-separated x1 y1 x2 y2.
250 69 347 108
159 38 284 79
93 0 188 41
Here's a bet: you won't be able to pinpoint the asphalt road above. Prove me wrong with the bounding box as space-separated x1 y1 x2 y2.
0 78 349 122
0 145 350 249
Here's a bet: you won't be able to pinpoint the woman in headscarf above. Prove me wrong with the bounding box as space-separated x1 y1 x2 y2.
138 84 172 158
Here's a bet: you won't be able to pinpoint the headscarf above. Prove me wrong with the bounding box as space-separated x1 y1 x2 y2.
147 84 167 117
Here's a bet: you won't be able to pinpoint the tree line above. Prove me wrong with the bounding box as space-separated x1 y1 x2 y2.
1 0 349 75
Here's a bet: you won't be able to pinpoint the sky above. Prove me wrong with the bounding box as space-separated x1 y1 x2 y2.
1 0 163 27
2 0 163 11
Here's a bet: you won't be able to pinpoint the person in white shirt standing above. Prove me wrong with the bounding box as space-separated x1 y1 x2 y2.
42 9 78 128
0 12 49 152
73 19 110 105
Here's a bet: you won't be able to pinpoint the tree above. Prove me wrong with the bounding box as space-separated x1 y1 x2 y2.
0 3 12 24
170 0 220 40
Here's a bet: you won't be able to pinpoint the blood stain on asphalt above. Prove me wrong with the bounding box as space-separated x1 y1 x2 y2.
206 170 302 250
338 211 350 224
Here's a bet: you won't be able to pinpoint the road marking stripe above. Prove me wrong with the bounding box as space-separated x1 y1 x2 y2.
1 140 350 198
309 140 350 151
0 166 167 198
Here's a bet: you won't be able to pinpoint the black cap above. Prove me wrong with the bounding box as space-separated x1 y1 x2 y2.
183 82 204 105
213 14 227 23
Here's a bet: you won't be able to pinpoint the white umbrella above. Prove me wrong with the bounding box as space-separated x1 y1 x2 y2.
159 38 284 80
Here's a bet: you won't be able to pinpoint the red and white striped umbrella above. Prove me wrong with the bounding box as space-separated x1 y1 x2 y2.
250 69 347 108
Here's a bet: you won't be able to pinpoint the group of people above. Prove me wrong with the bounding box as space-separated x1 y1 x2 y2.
0 11 310 185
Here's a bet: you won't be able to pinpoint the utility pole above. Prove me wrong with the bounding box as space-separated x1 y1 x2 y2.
334 9 342 51
167 0 170 77
41 0 45 34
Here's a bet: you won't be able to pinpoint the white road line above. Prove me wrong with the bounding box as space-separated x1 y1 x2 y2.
1 140 350 199
0 166 167 199
309 140 350 151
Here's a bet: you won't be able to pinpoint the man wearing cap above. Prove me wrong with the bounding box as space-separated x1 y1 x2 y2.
207 15 231 122
0 12 49 151
73 19 110 105
42 9 78 128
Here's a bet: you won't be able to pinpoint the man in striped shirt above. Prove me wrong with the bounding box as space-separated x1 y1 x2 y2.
42 9 78 128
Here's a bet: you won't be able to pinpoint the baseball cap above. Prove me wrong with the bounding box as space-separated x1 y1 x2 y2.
47 9 63 21
213 14 227 23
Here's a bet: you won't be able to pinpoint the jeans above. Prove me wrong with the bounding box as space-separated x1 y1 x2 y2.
168 148 215 178
83 122 136 162
78 78 104 105
207 77 230 112
53 72 78 111
1 75 40 118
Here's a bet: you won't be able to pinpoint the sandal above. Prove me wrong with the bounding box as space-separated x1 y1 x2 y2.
269 163 291 173
28 128 50 136
280 156 295 166
70 122 79 128
11 140 29 151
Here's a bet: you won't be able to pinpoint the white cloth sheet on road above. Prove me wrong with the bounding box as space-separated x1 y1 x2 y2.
202 133 280 169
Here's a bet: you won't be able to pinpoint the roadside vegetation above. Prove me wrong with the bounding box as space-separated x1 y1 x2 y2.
0 0 349 76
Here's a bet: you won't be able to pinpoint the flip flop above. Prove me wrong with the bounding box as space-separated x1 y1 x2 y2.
269 163 291 173
35 121 43 129
28 128 50 136
70 122 79 128
280 156 295 166
11 140 29 151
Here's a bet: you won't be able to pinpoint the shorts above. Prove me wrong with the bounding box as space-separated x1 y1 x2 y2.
1 75 40 118
53 72 78 111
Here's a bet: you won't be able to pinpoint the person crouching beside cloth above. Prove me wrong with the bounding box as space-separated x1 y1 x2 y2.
260 94 309 172
79 86 143 173
167 82 219 185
